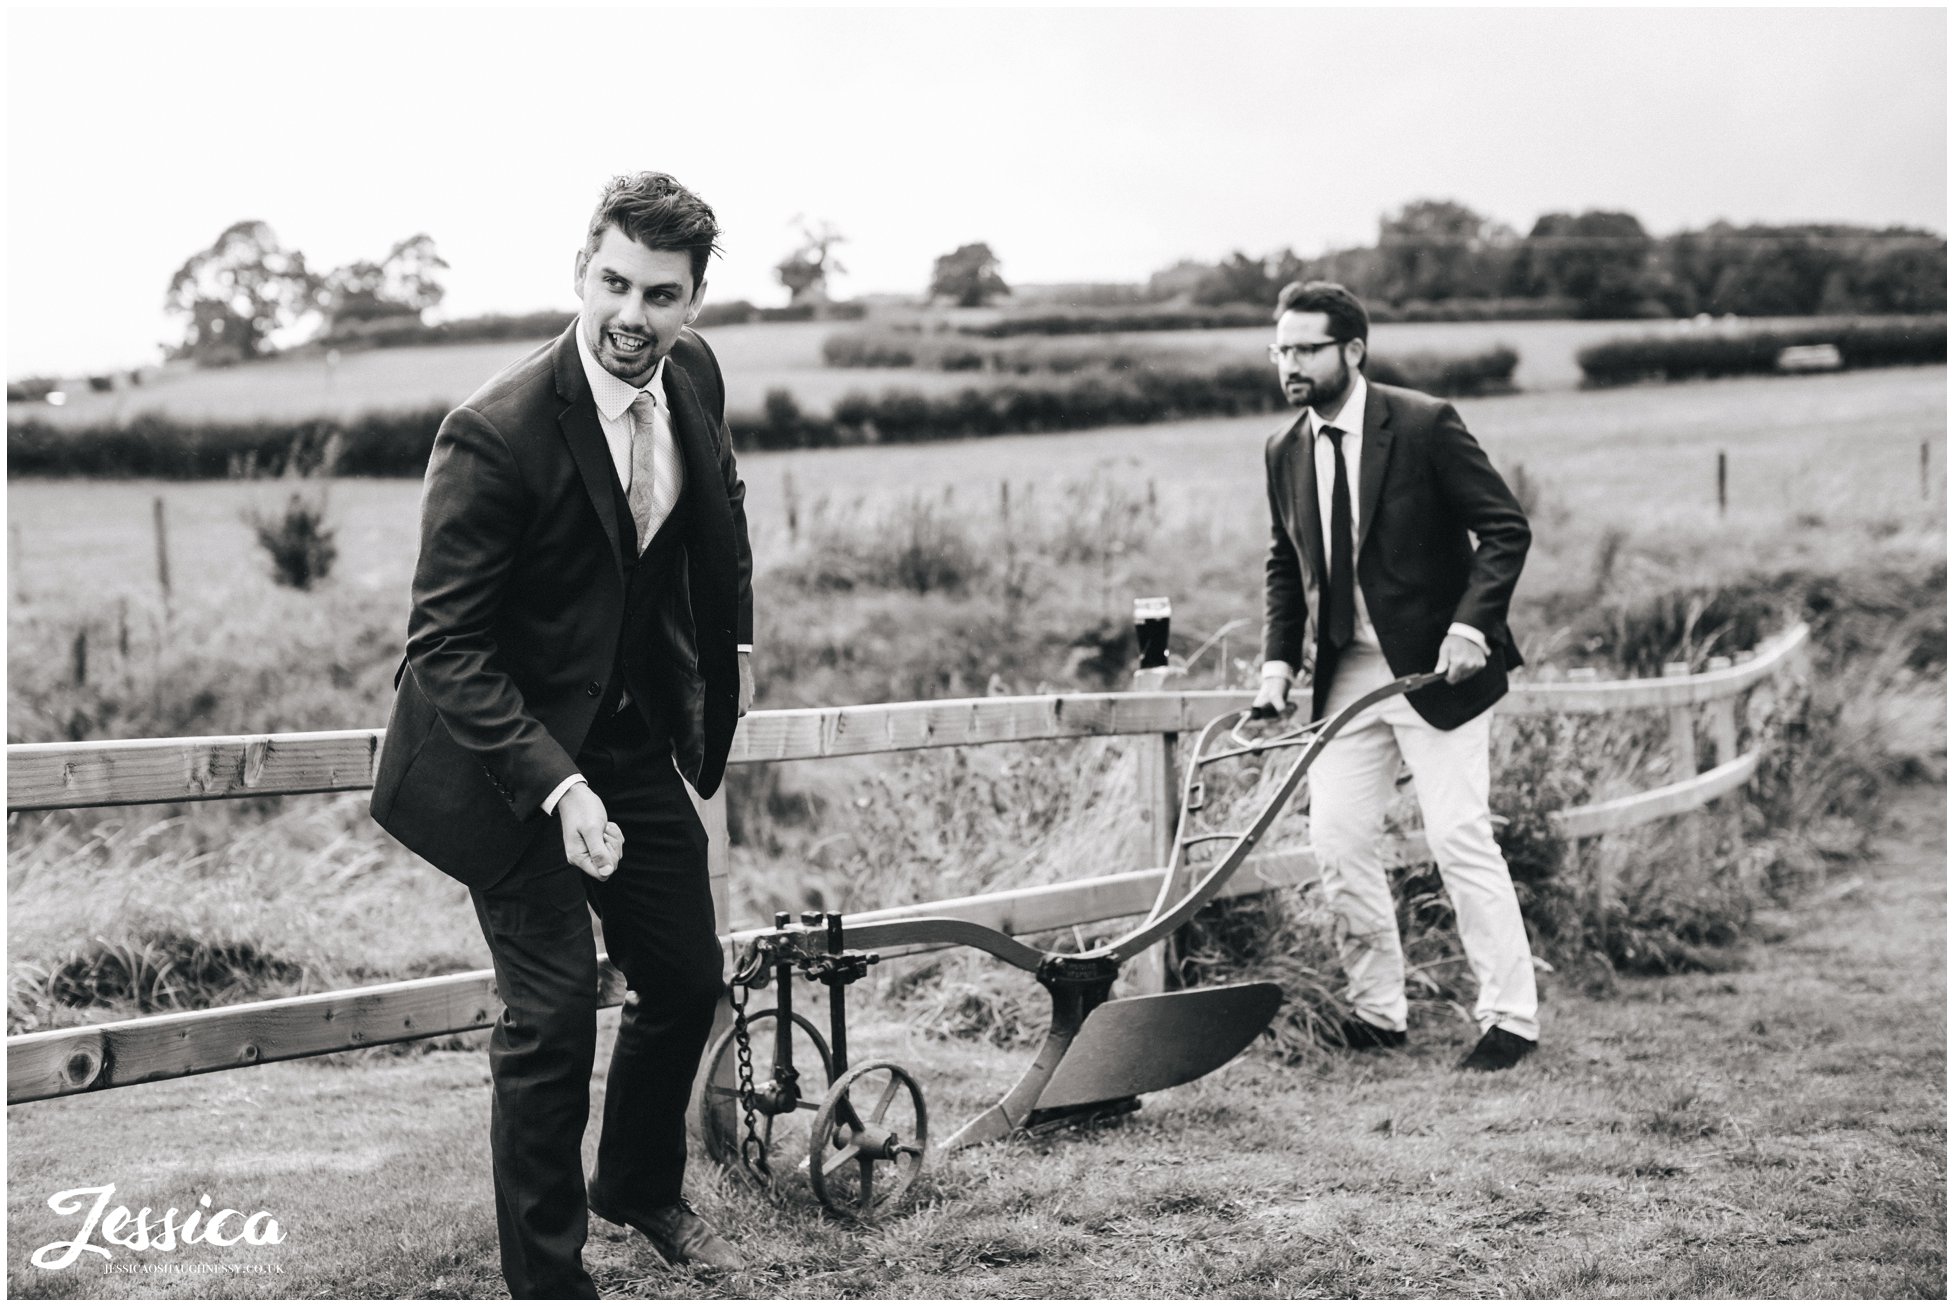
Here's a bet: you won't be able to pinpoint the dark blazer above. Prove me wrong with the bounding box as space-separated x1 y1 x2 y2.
370 325 753 888
1262 380 1528 729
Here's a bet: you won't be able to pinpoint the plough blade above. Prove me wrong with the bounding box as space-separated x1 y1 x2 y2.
1032 981 1283 1110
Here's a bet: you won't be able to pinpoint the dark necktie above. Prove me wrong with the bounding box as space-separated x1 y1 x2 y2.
1323 424 1355 650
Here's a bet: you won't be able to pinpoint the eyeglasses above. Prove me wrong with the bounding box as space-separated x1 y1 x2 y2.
1267 339 1346 364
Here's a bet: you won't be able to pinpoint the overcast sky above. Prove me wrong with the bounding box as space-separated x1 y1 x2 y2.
7 5 1946 377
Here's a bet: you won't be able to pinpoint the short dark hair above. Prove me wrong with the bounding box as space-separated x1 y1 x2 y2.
578 172 722 290
1272 280 1370 343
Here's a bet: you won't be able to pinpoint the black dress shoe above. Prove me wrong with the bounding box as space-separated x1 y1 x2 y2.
589 1196 746 1271
1458 1025 1537 1071
1334 1015 1408 1051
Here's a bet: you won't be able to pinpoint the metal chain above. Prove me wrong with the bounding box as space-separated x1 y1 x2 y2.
728 970 770 1178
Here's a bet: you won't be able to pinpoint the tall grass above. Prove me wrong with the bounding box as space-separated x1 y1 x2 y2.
7 797 482 1034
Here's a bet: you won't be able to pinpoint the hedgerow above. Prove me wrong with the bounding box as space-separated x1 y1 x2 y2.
1576 316 1945 386
8 350 1520 472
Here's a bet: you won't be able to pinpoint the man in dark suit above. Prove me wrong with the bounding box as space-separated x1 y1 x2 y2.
370 172 754 1295
1253 281 1538 1072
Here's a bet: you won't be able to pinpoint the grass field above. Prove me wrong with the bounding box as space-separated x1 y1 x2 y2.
9 788 1942 1299
11 365 1943 643
7 316 1853 430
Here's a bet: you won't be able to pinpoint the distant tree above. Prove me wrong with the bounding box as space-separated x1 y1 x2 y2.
929 242 1009 307
164 221 320 363
1194 252 1270 306
377 233 448 317
1296 245 1386 300
1145 258 1211 302
1193 248 1307 307
323 234 449 332
1850 239 1947 314
1376 199 1515 303
1510 211 1656 318
1654 222 1946 318
774 217 847 308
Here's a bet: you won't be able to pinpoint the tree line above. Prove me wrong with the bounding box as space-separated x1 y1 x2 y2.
1148 199 1945 319
157 216 1017 365
154 199 1941 368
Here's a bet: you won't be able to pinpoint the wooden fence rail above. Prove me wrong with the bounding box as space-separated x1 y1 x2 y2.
7 624 1808 1105
5 624 1809 813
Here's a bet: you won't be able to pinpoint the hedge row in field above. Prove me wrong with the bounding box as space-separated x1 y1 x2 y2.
957 306 1272 337
311 301 866 352
823 330 1518 396
7 348 1519 473
1369 346 1520 398
1576 316 1946 386
955 297 1581 338
737 347 1518 451
7 407 451 478
822 330 1182 373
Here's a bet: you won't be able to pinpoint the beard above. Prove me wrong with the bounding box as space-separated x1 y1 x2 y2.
595 327 659 383
580 311 665 385
1284 357 1353 413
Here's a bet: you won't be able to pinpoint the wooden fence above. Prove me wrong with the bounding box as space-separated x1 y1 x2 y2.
7 623 1809 1105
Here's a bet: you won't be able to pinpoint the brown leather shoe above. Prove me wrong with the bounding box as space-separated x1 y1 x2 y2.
590 1198 746 1271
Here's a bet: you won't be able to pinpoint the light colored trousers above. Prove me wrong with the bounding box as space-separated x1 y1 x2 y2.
1309 642 1539 1040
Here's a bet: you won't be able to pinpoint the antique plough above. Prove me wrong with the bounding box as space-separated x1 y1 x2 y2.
698 670 1444 1218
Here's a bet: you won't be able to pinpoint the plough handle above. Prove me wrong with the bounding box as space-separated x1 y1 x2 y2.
752 672 1446 983
1104 669 1446 963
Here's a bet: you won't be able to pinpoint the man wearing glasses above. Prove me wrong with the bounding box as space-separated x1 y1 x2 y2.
1252 280 1538 1072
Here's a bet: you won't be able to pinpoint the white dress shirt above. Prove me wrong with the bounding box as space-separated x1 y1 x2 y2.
575 323 683 524
545 326 749 816
1263 371 1485 687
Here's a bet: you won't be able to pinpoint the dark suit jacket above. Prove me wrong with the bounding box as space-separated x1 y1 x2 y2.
370 325 753 888
1262 380 1529 729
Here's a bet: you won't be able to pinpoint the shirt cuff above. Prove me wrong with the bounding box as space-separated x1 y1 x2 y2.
1259 661 1296 684
1446 623 1488 654
541 773 585 816
737 644 752 654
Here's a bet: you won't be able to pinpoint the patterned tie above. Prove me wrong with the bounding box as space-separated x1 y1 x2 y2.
1323 424 1356 650
626 390 683 552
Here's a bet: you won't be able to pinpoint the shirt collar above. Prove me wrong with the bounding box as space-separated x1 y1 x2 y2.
574 317 667 422
1310 371 1368 442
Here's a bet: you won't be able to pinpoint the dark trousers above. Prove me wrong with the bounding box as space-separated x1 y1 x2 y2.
469 704 724 1299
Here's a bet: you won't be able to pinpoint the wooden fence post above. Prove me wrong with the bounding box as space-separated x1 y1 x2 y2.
1125 724 1180 996
1704 655 1741 864
9 521 23 605
698 788 732 936
1705 657 1738 765
1663 661 1701 869
1662 662 1697 779
1564 669 1604 900
152 496 171 603
687 783 735 1137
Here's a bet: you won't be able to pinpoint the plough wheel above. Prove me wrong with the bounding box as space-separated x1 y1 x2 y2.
698 1008 833 1186
808 1061 928 1219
